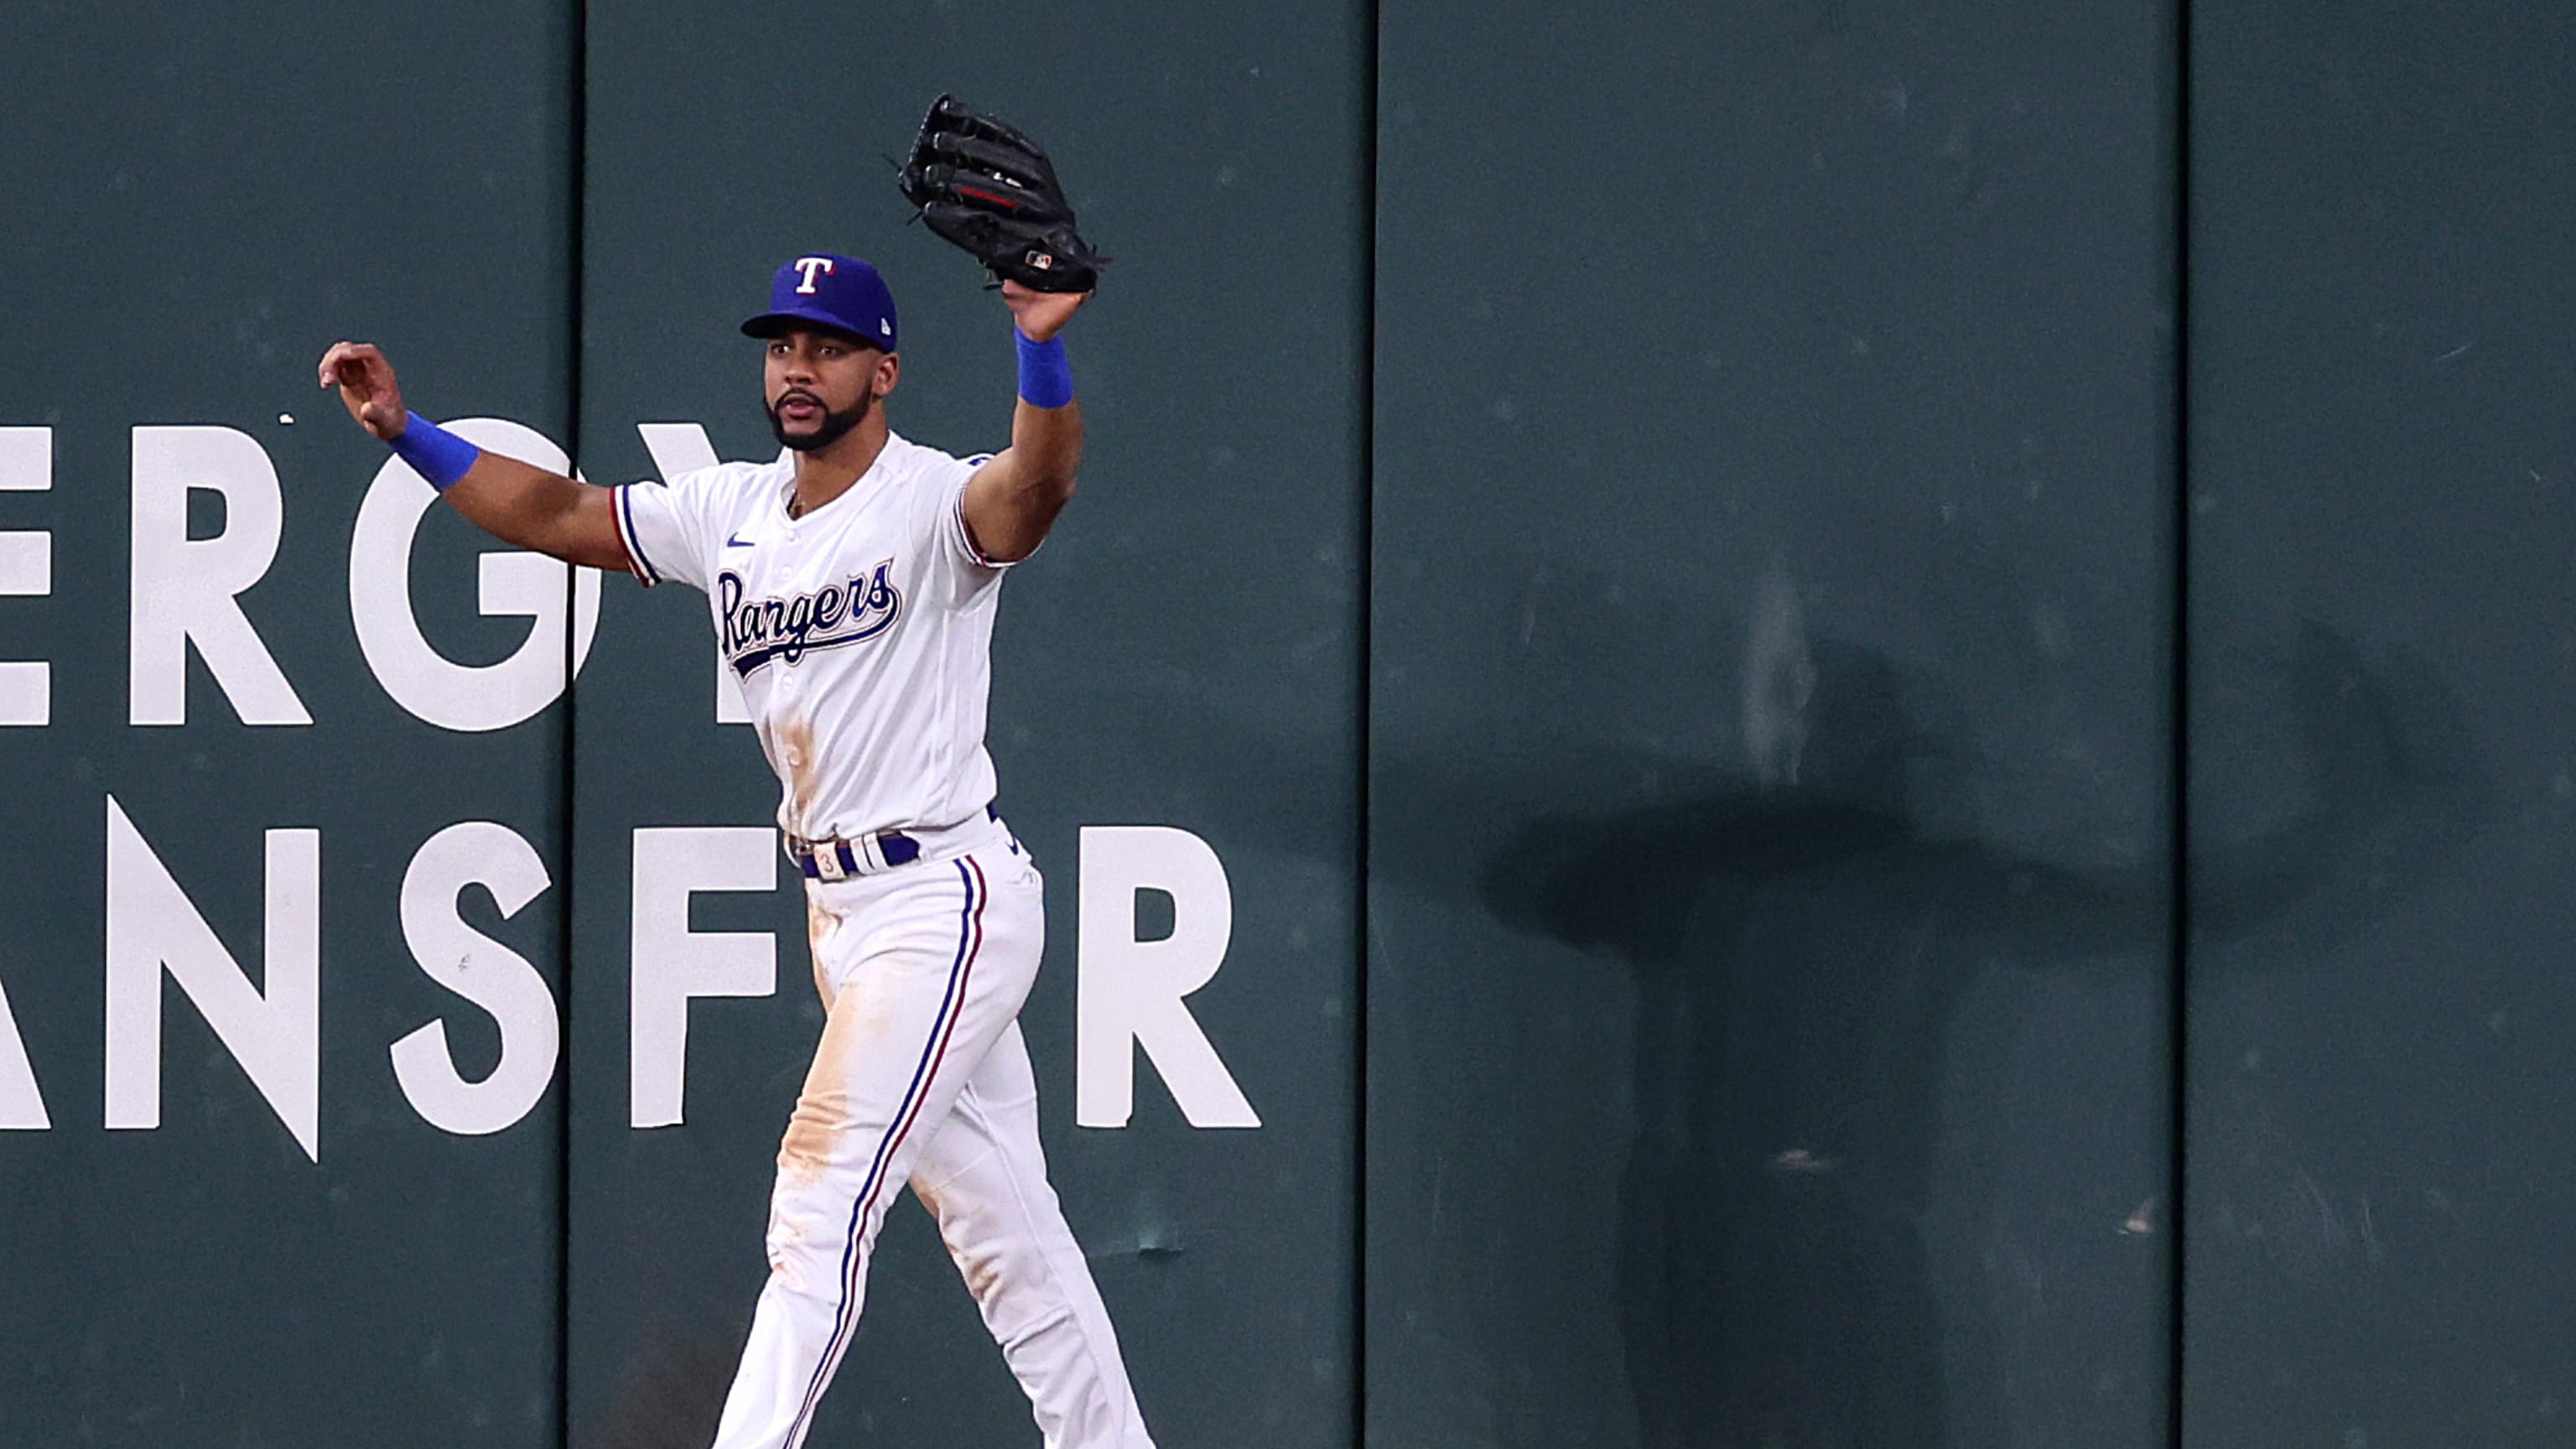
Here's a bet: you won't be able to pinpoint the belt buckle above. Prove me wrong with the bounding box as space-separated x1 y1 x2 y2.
813 839 849 882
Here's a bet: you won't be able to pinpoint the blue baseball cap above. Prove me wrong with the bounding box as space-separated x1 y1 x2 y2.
740 253 899 351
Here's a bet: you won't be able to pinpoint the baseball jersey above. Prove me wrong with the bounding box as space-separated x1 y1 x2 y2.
610 431 1015 843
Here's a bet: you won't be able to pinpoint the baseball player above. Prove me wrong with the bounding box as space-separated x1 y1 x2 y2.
315 108 1148 1449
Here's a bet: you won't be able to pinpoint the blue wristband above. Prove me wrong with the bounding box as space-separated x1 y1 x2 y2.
389 411 482 491
1015 330 1074 409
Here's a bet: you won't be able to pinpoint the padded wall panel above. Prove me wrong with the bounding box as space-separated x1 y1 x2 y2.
1370 3 2178 1444
2185 4 2576 1442
0 3 576 1444
569 8 1367 1446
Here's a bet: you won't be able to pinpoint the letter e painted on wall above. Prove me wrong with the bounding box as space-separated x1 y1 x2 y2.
630 827 777 1127
1077 826 1260 1129
0 427 50 726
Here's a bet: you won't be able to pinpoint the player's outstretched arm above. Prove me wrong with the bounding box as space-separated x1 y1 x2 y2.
959 283 1088 565
319 340 634 574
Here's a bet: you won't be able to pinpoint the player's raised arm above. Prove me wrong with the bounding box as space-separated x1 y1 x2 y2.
318 340 634 574
959 283 1088 564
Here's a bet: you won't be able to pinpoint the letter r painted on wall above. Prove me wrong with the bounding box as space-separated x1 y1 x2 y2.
1076 826 1260 1130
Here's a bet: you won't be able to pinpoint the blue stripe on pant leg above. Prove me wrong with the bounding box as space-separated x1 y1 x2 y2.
781 859 983 1446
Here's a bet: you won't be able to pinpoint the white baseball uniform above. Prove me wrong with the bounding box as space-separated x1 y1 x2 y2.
612 432 1156 1449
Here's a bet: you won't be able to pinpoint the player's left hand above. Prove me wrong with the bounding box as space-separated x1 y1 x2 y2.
1001 279 1087 344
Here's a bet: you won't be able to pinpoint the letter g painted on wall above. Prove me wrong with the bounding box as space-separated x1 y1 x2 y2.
350 418 601 731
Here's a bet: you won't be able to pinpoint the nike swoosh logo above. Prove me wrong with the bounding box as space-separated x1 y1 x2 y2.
724 532 756 549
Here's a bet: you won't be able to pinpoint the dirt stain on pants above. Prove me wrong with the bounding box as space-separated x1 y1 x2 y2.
778 981 864 1191
805 889 841 1005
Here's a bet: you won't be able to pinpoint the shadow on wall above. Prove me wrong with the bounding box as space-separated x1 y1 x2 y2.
588 1322 740 1449
1440 593 2485 1447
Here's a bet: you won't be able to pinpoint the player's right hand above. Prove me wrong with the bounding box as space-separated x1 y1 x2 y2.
318 341 408 442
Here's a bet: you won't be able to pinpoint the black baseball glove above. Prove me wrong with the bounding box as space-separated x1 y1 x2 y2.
897 94 1104 293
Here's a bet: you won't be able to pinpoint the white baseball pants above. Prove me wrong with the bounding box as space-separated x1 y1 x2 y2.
710 836 1156 1449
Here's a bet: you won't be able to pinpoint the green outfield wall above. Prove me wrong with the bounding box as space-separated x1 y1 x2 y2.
0 2 2568 1446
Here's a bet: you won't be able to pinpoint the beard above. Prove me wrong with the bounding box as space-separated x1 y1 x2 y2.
767 388 875 453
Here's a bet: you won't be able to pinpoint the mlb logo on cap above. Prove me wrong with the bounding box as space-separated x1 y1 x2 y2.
741 252 899 350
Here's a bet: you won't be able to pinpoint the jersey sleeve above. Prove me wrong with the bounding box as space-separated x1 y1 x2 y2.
613 471 719 592
935 451 1030 577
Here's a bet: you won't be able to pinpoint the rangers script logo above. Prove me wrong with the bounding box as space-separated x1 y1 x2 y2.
717 560 901 677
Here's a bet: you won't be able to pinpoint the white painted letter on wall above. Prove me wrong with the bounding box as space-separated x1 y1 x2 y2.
103 797 321 1160
629 827 776 1128
0 427 51 726
0 971 49 1130
1077 826 1260 1129
389 822 561 1135
349 418 600 732
634 423 749 725
128 427 312 725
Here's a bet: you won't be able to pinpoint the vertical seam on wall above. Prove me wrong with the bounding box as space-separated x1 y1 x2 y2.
2166 0 2193 1442
1355 0 1379 1442
558 3 587 1445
